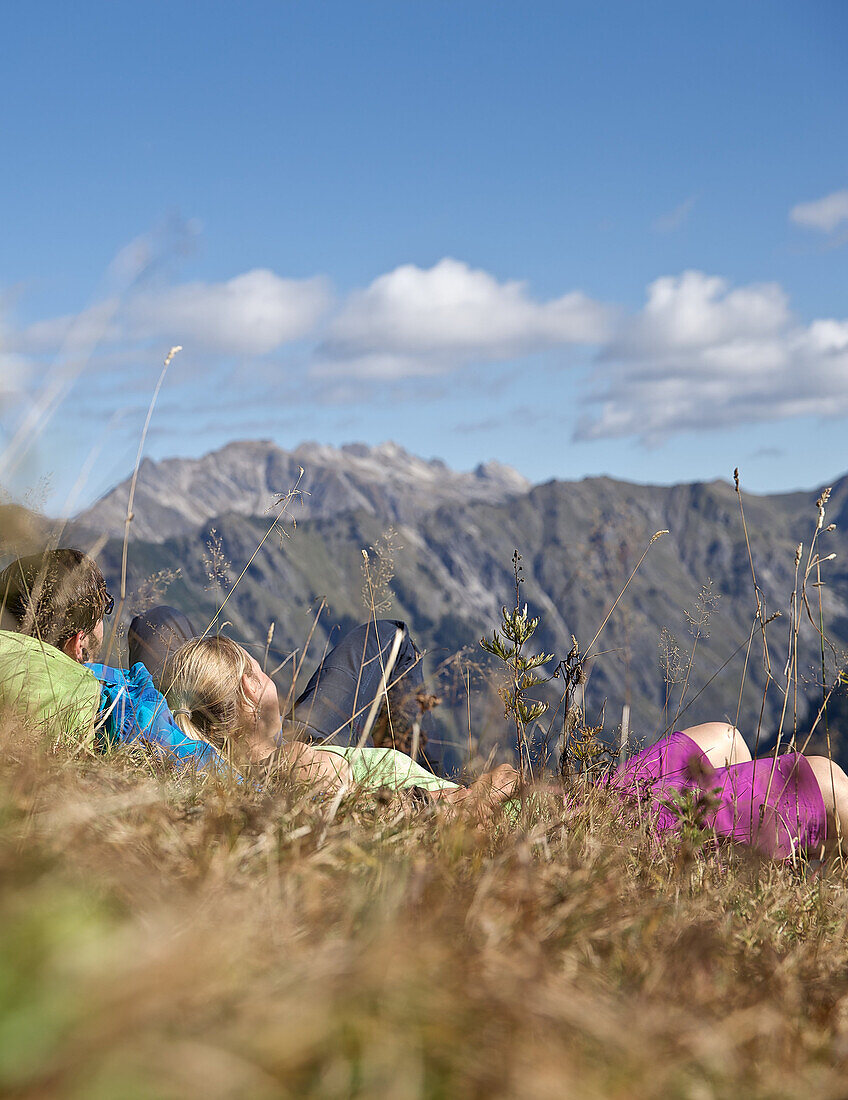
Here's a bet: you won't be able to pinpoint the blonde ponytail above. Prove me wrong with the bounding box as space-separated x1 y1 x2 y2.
165 636 255 756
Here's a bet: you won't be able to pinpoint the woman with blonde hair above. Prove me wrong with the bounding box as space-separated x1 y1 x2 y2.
165 634 518 815
131 611 455 775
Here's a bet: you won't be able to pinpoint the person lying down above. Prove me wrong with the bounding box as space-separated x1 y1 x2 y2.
4 548 848 854
163 633 518 816
0 549 518 818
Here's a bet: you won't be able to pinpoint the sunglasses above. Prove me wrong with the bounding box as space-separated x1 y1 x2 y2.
103 592 115 617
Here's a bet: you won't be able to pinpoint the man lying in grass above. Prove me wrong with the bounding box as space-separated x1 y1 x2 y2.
0 549 517 817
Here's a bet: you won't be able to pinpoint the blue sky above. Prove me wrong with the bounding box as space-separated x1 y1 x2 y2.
2 0 847 512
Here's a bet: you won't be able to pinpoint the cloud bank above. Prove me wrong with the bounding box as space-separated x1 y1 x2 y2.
127 270 331 355
16 269 332 359
5 259 848 449
316 258 612 378
790 189 848 233
577 271 848 443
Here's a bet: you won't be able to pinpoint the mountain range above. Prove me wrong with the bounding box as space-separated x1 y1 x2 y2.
77 440 530 542
4 440 848 767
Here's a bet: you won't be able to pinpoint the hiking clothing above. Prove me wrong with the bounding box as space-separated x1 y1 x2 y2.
128 606 197 694
87 660 229 773
0 629 100 747
0 627 220 772
290 619 449 774
316 745 459 793
612 730 827 858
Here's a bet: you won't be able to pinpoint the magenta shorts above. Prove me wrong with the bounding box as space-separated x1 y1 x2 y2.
612 731 827 858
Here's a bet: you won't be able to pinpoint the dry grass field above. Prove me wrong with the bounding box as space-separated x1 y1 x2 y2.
3 713 848 1100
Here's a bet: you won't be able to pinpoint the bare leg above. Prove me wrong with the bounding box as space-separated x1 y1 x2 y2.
804 756 848 856
678 722 752 768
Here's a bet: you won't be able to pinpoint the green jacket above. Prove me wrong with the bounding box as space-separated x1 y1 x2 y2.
0 630 101 748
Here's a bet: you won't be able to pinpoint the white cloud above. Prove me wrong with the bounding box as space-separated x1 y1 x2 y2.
577 271 848 443
608 271 789 353
126 269 331 355
318 258 611 377
10 258 848 450
15 269 332 359
790 189 848 233
0 352 28 402
652 195 698 234
0 300 31 403
18 299 120 356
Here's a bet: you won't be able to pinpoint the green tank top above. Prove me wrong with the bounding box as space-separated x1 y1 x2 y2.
0 629 101 749
316 745 520 821
316 745 460 792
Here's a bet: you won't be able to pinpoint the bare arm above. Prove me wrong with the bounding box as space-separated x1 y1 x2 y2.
266 740 354 791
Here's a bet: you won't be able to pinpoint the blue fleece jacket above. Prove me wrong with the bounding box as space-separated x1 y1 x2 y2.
86 661 229 773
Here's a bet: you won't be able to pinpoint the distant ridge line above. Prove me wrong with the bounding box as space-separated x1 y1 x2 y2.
75 438 533 543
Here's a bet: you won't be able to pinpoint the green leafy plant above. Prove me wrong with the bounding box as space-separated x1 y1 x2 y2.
481 550 554 776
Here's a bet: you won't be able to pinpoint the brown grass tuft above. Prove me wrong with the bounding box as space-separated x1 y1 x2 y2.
1 705 848 1098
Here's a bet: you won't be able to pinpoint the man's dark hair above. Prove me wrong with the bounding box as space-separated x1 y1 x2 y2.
0 549 108 649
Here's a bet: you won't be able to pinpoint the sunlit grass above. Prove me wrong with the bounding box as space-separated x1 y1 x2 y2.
1 712 848 1099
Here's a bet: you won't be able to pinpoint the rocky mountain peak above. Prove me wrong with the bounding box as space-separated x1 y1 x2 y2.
76 439 532 543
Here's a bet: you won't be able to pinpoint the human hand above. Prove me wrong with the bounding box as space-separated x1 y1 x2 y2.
432 763 520 823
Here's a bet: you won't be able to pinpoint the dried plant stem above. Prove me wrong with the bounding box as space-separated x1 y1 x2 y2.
280 599 327 718
104 346 181 665
657 614 779 740
763 491 835 814
466 666 473 759
761 547 804 812
120 346 182 602
797 678 842 756
584 530 667 659
201 513 288 640
734 468 774 689
815 553 841 853
356 625 404 750
194 468 308 656
672 633 701 732
262 621 275 673
733 618 757 733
